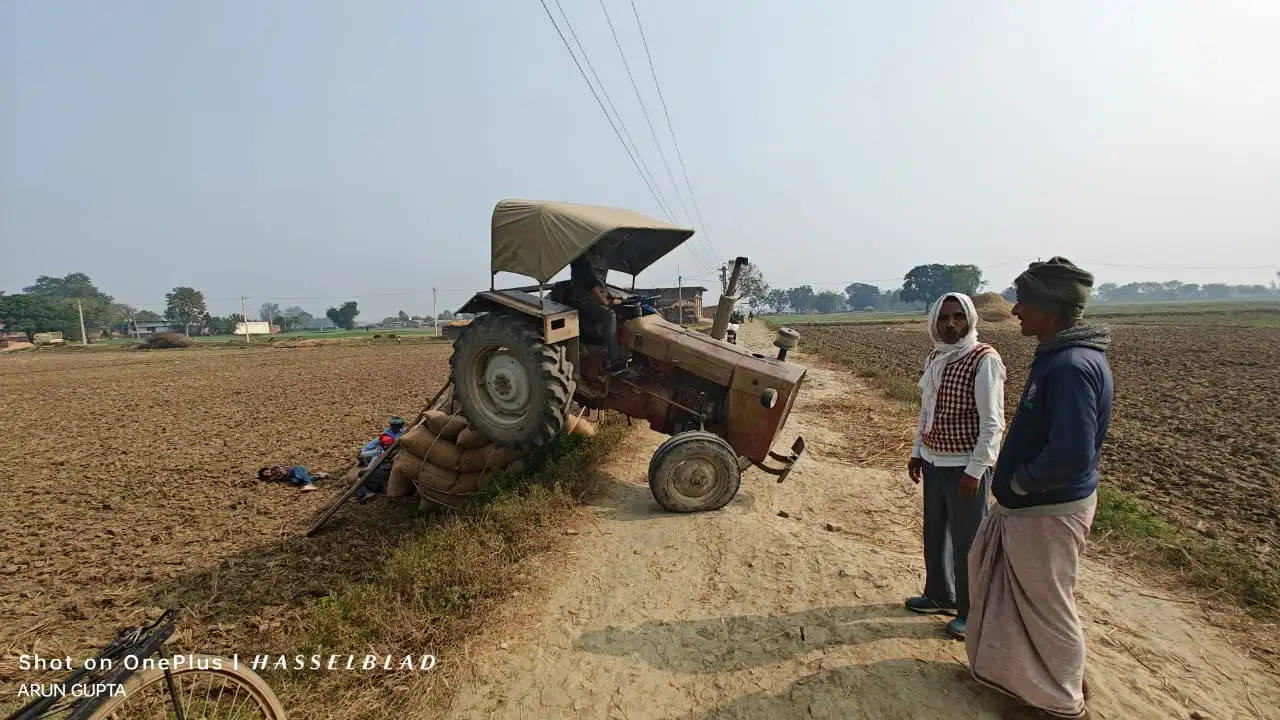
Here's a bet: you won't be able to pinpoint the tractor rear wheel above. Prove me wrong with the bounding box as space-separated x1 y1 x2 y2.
450 311 575 451
648 431 742 512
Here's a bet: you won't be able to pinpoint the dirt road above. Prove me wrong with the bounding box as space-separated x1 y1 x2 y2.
447 322 1279 719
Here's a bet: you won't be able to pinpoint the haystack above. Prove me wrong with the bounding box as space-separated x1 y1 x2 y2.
972 292 1014 323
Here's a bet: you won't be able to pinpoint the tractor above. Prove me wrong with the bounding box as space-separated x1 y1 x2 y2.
452 199 806 512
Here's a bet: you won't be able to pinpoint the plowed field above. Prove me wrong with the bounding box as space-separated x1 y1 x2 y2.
0 343 450 700
801 320 1280 580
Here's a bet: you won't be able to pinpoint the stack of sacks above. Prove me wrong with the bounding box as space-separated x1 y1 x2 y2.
386 410 528 509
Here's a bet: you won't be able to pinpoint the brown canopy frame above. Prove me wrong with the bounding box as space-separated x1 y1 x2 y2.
490 199 696 285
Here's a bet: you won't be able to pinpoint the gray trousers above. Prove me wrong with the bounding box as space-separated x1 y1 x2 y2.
922 461 990 619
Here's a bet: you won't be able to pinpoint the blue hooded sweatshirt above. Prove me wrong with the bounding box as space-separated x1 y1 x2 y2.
992 343 1113 509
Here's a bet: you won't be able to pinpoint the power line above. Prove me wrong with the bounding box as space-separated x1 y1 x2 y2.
592 0 715 274
535 0 674 222
597 0 688 227
628 0 719 265
553 0 673 222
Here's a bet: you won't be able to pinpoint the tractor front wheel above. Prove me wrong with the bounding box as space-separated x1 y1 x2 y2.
648 431 742 512
450 312 575 451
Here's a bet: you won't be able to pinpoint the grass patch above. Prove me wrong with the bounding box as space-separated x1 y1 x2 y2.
1094 485 1279 615
267 416 628 718
882 376 921 404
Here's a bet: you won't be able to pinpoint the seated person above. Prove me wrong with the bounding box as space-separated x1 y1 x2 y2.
568 247 629 373
358 416 407 465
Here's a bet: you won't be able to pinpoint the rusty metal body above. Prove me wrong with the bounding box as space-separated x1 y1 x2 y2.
573 314 805 466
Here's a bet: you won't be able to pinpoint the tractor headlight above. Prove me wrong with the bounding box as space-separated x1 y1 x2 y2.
761 388 779 409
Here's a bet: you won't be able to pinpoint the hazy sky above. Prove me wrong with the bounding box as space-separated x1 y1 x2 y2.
3 0 1277 319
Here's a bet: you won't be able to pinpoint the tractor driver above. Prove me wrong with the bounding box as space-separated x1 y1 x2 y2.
569 246 629 374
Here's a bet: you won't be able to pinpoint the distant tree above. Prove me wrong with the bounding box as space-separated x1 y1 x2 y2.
0 293 79 341
397 310 410 321
813 290 845 314
278 306 313 332
843 283 880 310
1202 283 1232 299
900 264 984 307
258 302 280 322
762 288 788 313
736 265 769 311
135 309 164 322
206 316 237 335
1001 285 1019 303
24 272 114 332
784 285 816 313
164 287 207 335
326 301 359 330
437 310 455 321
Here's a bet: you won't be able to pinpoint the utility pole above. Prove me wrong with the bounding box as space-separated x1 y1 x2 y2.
240 295 250 343
677 267 683 327
433 288 439 337
719 263 728 292
76 299 88 346
711 257 749 341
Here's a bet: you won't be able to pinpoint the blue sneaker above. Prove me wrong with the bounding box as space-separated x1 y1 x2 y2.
945 617 966 639
905 596 956 615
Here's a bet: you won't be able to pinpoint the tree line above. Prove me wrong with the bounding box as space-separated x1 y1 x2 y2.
742 265 1278 315
0 272 381 341
740 264 985 314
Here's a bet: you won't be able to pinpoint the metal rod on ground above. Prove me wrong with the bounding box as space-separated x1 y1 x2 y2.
710 257 748 340
306 380 454 537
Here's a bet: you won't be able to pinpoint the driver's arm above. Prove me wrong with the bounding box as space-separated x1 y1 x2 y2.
591 286 609 306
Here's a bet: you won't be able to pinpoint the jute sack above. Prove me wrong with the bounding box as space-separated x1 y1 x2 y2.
418 486 466 510
458 444 516 473
398 425 463 470
452 471 484 494
397 425 437 457
566 415 597 437
388 451 424 498
424 411 468 441
414 461 460 493
456 427 490 450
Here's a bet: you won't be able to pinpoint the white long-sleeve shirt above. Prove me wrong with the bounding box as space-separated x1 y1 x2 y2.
911 353 1006 478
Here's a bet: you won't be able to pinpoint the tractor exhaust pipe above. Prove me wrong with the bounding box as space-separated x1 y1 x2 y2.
711 256 749 341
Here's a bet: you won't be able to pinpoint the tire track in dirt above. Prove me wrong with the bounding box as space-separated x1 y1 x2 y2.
445 321 1279 719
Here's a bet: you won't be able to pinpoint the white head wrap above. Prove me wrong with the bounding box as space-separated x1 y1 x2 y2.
918 293 979 432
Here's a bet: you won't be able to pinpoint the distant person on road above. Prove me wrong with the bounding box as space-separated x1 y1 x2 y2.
568 246 629 373
258 464 329 492
966 257 1112 720
905 292 1006 641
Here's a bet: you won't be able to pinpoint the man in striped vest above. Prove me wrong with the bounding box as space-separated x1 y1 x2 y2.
906 292 1006 640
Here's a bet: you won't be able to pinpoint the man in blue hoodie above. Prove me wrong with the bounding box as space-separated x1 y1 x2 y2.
966 257 1112 720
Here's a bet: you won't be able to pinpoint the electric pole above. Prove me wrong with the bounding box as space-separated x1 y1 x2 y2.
677 267 683 327
240 295 250 343
76 299 88 346
433 288 439 337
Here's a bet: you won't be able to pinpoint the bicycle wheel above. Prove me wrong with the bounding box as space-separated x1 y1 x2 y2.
88 654 286 720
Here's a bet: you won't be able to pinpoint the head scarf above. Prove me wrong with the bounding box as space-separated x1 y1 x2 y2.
918 293 979 433
1014 257 1095 320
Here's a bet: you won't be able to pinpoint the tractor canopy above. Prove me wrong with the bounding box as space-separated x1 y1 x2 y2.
491 199 695 284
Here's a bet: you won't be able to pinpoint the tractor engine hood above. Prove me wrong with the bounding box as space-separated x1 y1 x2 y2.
621 314 806 463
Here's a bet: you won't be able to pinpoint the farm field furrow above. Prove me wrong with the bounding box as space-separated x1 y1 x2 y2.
0 344 451 684
800 321 1280 579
